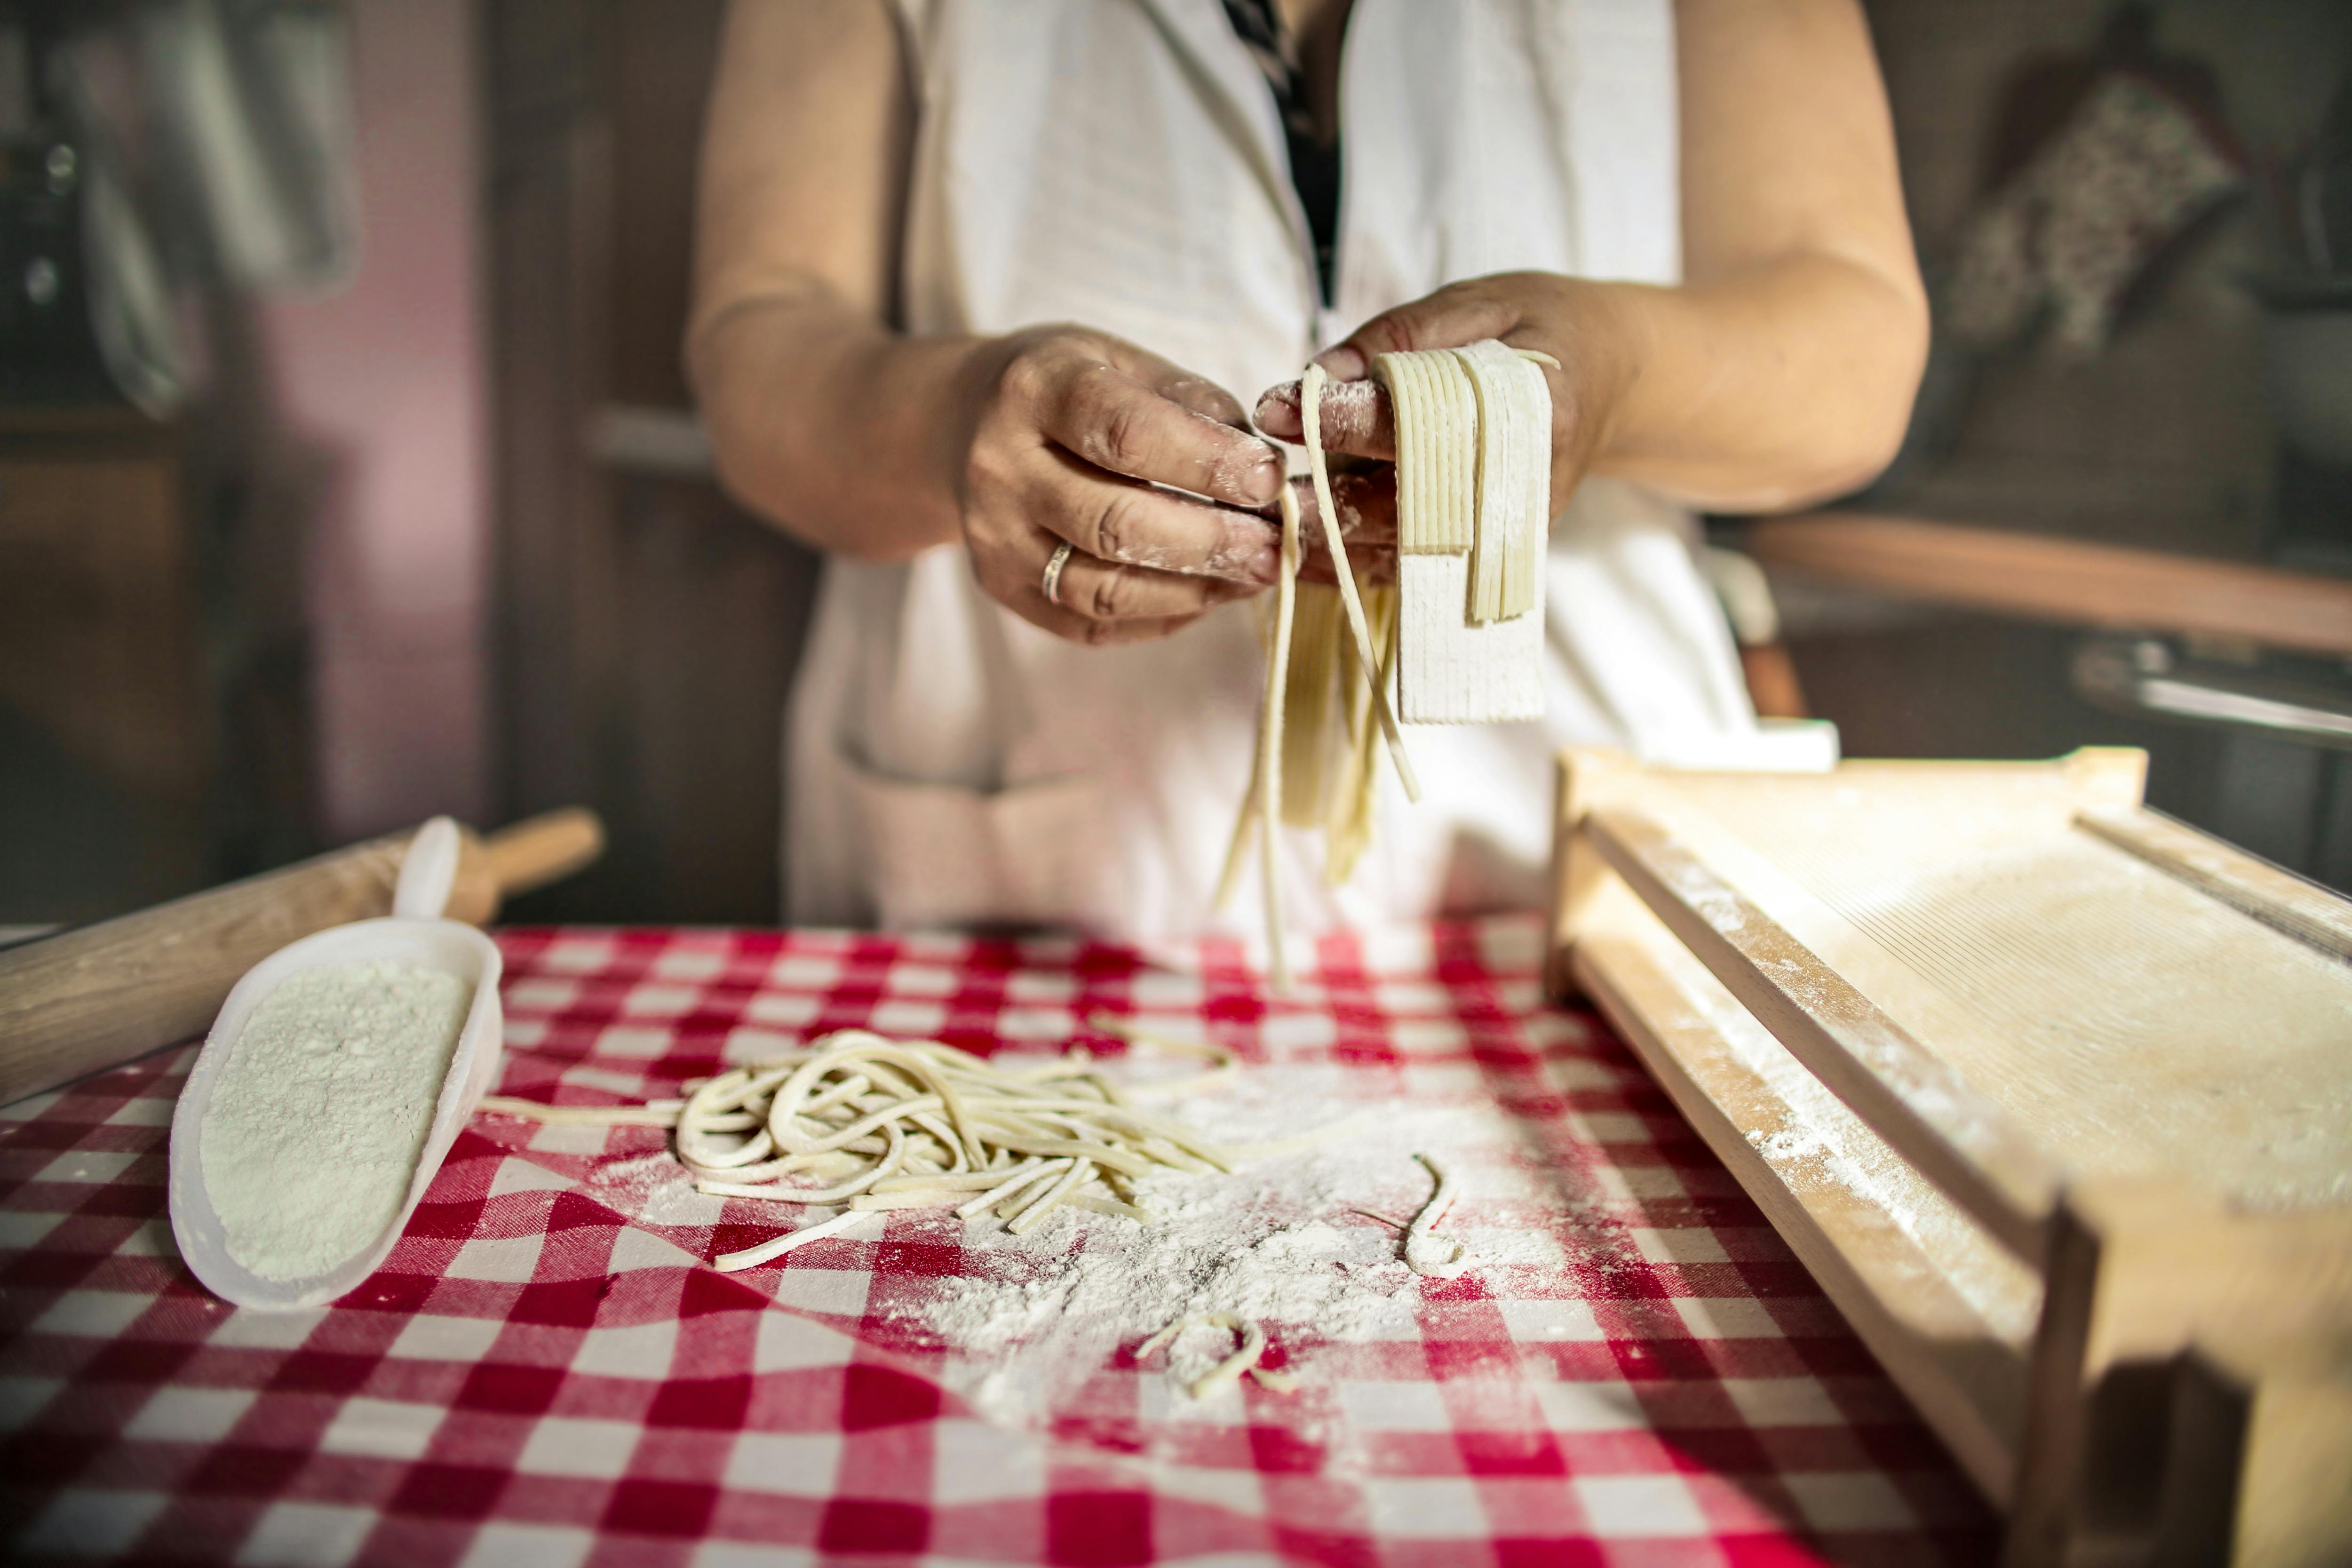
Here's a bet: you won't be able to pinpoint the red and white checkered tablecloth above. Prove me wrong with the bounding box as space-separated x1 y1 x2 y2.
2 915 1994 1567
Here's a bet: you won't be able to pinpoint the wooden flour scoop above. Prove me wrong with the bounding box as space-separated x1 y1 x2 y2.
0 808 603 1109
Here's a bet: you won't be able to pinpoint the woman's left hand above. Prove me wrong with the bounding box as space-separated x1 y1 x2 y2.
1254 272 1637 529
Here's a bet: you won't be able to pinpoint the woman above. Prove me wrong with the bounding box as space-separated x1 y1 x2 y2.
688 0 1926 945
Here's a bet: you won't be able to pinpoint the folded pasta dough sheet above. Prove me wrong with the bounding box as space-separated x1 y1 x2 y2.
1374 341 1549 724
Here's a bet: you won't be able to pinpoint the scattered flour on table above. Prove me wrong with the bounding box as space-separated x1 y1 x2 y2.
200 961 471 1281
909 1154 1409 1425
591 1151 726 1227
532 1051 1598 1438
871 1061 1534 1432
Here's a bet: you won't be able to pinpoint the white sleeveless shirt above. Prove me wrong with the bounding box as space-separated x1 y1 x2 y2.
786 0 1762 947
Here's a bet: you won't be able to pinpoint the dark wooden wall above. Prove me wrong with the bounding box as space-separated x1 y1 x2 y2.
0 408 218 924
485 0 820 925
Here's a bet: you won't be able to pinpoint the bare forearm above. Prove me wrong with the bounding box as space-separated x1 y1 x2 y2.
691 293 981 559
1283 0 1925 515
1581 251 1928 511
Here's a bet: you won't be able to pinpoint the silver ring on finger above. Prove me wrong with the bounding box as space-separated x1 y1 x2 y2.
1041 541 1076 607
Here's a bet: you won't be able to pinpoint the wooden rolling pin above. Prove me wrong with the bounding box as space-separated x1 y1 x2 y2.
0 809 604 1108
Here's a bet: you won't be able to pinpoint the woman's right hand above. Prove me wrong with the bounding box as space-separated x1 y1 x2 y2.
954 326 1290 645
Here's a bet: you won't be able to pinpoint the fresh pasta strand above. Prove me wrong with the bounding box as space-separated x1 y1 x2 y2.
1211 749 1261 916
714 1209 873 1273
1138 1310 1296 1398
1453 343 1515 622
1083 1013 1241 1099
1300 364 1418 800
1280 584 1345 827
1403 1152 1471 1279
1325 582 1396 884
1257 484 1302 991
1448 341 1550 623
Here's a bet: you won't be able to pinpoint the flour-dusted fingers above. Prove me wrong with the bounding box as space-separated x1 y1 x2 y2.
1024 447 1282 583
1254 378 1397 462
1105 342 1259 434
969 523 1247 644
1290 470 1398 587
955 326 1291 642
1035 355 1286 509
1037 539 1260 624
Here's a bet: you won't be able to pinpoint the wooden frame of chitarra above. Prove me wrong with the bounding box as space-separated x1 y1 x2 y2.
1547 747 2352 1567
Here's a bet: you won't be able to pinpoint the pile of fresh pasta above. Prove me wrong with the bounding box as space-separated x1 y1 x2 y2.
483 1023 1333 1272
1222 342 1556 985
480 1023 1478 1397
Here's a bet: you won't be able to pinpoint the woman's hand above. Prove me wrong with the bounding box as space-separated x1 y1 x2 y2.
688 2 1306 635
956 326 1289 644
1281 468 1399 588
1254 272 1637 528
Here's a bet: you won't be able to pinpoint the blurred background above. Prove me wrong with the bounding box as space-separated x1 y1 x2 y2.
1 0 2349 930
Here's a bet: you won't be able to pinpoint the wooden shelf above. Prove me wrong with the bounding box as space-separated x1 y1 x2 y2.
0 402 164 444
1746 512 2352 660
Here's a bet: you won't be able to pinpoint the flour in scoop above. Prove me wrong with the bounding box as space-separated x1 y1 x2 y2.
200 960 472 1280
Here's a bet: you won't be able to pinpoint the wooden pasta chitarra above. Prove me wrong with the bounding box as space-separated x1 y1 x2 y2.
1548 748 2352 1568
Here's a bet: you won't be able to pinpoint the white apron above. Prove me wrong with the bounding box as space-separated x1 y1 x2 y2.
786 0 1761 945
